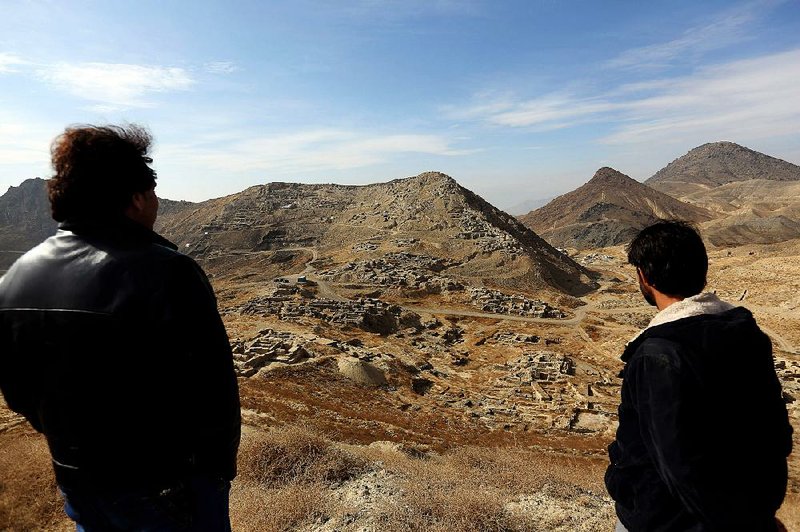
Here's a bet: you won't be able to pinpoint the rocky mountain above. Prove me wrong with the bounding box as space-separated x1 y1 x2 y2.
0 178 57 271
0 172 595 295
518 167 713 249
646 141 800 197
156 172 596 296
645 142 800 246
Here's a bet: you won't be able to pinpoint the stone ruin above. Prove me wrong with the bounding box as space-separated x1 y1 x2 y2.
320 253 464 293
231 296 404 335
352 242 379 252
450 209 525 257
468 287 565 318
418 350 618 434
232 329 313 377
498 351 575 385
580 253 615 264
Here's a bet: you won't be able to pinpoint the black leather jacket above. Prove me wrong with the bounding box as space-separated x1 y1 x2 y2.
606 308 792 531
0 217 241 489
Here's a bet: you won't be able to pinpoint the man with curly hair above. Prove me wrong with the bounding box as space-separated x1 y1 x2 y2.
0 125 241 531
606 220 792 531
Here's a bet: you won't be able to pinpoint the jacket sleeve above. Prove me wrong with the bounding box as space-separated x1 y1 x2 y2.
160 254 241 480
625 340 718 526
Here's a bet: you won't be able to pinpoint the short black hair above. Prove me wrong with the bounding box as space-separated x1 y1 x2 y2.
47 124 156 222
627 220 708 298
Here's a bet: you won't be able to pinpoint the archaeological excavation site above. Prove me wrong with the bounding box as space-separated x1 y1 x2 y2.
2 145 799 530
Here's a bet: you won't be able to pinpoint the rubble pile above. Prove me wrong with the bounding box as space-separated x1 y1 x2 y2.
580 253 615 264
450 209 525 256
202 186 349 234
352 242 379 252
232 329 313 377
233 296 404 334
775 358 800 411
469 288 565 318
321 253 464 293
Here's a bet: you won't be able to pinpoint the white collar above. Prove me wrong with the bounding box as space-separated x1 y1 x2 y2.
630 292 735 343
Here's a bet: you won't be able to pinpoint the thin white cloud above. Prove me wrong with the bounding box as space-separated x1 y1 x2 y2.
445 92 620 130
0 52 26 73
601 49 800 146
204 61 239 74
489 95 619 128
607 0 782 71
37 62 194 109
160 128 468 176
449 48 800 150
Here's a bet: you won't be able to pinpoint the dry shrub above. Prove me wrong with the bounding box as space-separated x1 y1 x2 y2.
230 480 327 532
0 433 71 531
376 479 516 532
360 444 613 532
452 445 607 494
238 425 367 487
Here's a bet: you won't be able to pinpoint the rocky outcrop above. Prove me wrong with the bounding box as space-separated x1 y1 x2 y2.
0 178 57 270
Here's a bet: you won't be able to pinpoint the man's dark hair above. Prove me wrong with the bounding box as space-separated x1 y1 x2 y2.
627 220 708 298
47 124 156 222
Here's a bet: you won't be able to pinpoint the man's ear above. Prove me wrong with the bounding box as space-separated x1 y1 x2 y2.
127 192 146 214
637 267 651 288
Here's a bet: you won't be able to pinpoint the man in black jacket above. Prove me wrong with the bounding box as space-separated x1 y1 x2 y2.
0 125 241 531
606 220 792 531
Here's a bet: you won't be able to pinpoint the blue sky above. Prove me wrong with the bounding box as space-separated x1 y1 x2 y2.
1 0 799 212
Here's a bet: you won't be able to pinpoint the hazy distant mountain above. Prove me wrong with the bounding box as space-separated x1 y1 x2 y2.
518 167 713 249
646 141 800 197
157 171 596 295
508 196 554 216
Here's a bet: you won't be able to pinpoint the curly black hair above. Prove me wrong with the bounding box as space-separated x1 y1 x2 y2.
47 124 156 222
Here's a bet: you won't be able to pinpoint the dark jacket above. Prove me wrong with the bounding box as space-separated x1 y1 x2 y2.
606 307 792 531
0 217 241 489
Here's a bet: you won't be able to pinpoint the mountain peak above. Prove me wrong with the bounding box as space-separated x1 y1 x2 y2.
518 167 712 249
588 167 635 185
647 141 800 193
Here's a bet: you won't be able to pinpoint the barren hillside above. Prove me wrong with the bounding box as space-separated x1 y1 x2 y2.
156 171 596 296
646 141 800 196
645 142 800 247
518 167 712 249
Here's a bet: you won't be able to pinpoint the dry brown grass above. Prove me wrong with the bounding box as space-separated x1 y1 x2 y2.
238 424 367 487
230 481 328 532
0 432 71 531
4 422 788 532
376 485 516 532
360 445 613 532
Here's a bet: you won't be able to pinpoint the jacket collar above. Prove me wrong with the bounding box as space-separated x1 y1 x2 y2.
623 292 737 361
59 216 178 251
643 292 734 333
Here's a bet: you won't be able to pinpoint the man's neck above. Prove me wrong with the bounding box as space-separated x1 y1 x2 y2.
654 292 684 311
